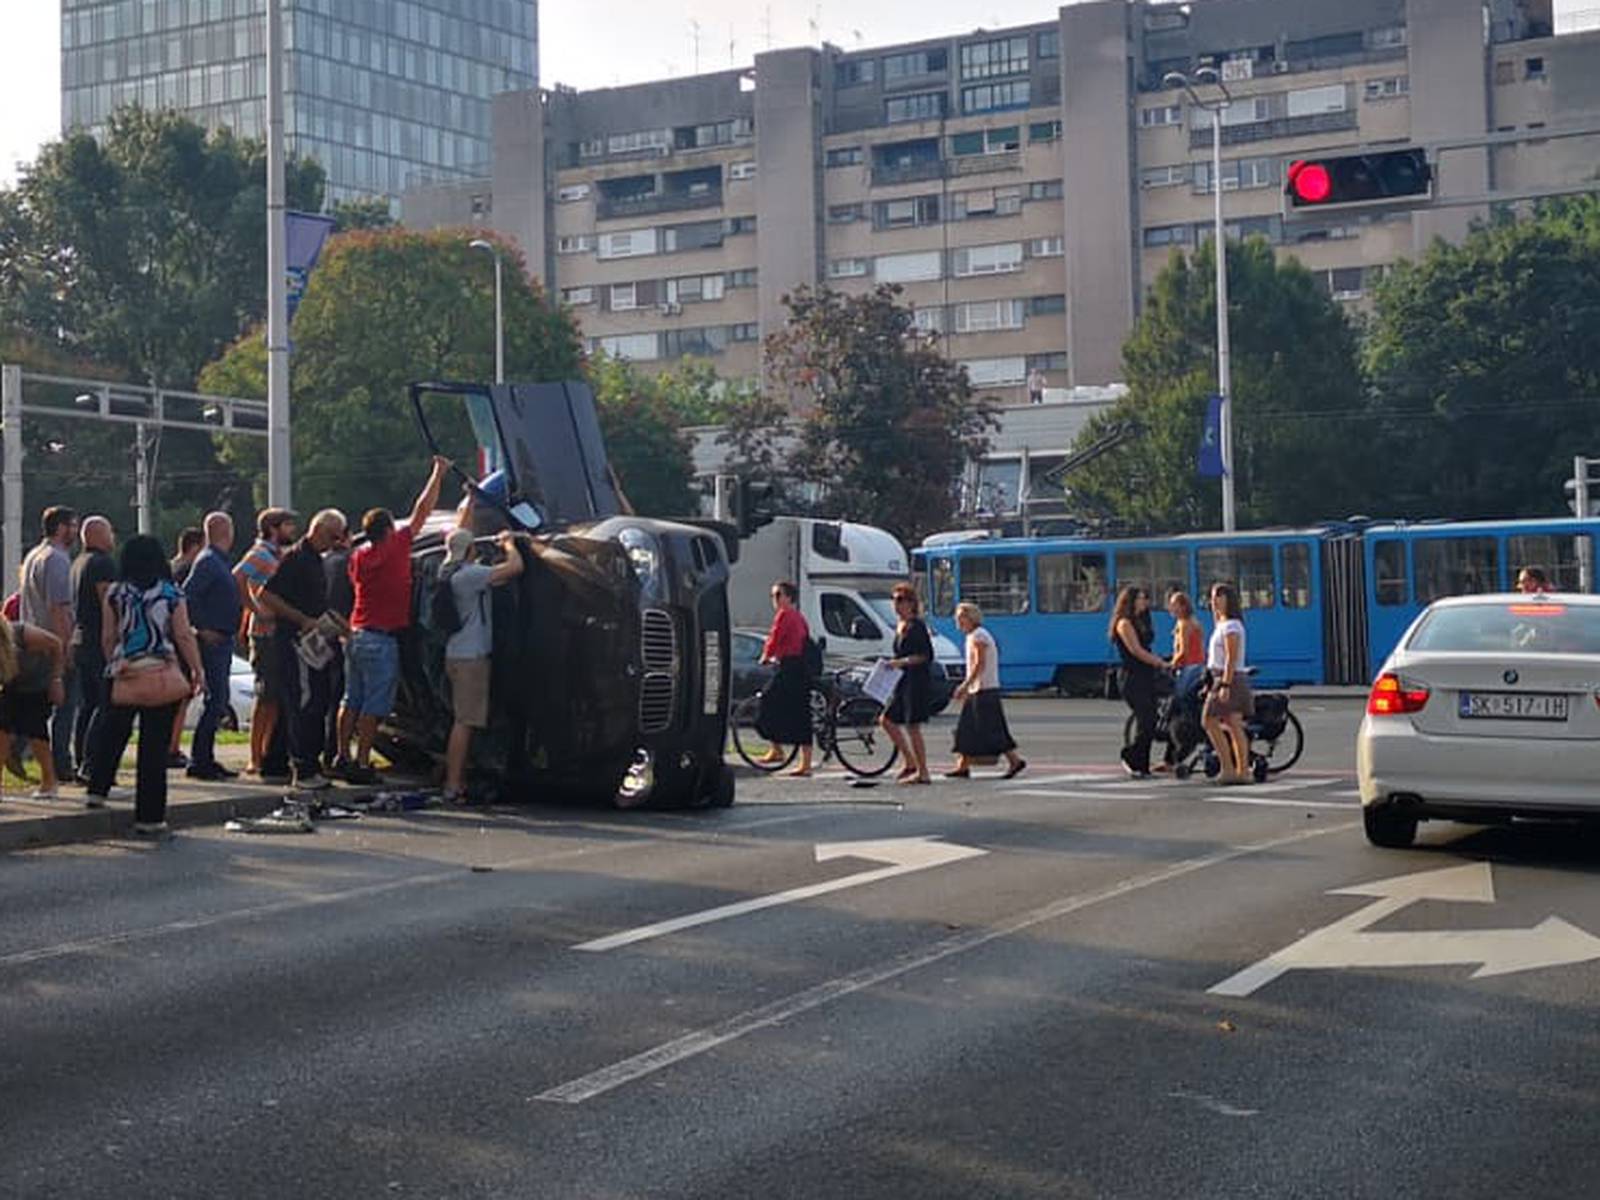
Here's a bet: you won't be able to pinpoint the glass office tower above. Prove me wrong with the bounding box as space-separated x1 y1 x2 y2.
61 0 537 204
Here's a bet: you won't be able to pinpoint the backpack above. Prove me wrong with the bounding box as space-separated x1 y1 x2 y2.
428 564 465 636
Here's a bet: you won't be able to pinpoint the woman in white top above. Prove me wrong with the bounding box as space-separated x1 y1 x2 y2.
945 602 1025 780
1201 582 1254 785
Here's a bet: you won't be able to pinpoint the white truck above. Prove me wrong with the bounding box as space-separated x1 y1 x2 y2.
728 517 965 703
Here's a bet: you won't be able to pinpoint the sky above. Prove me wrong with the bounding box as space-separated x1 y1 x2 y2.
0 0 1073 186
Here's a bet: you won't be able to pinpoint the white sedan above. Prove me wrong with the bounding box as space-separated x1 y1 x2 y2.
1358 593 1600 847
181 655 257 731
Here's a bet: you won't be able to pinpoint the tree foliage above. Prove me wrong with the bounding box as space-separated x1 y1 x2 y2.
586 354 718 516
1068 238 1367 532
738 284 995 545
1363 196 1600 518
200 228 583 518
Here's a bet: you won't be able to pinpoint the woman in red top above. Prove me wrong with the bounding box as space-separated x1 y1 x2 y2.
1166 591 1206 668
757 580 814 777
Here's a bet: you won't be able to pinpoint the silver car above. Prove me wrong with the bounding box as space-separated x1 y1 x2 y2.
1358 593 1600 847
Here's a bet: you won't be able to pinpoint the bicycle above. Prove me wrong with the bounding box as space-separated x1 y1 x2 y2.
730 670 900 778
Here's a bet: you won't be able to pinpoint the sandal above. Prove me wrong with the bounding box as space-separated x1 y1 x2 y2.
1001 759 1027 781
943 768 971 779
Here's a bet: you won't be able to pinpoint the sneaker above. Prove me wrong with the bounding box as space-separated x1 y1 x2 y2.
293 771 333 791
29 786 60 801
167 751 189 770
186 762 238 782
131 821 171 837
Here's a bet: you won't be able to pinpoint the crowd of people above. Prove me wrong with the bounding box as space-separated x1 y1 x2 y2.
0 454 527 835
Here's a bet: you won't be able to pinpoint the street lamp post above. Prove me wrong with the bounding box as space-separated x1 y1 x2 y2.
265 0 291 507
469 239 505 384
1164 67 1236 533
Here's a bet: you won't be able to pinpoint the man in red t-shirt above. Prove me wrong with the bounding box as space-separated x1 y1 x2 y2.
334 456 449 782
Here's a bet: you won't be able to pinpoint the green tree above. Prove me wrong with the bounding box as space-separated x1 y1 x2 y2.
1069 238 1367 531
585 353 698 516
756 284 995 545
1364 197 1600 518
331 196 397 233
199 228 584 518
0 106 324 389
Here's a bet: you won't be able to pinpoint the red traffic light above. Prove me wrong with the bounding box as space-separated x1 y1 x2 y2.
1287 161 1332 204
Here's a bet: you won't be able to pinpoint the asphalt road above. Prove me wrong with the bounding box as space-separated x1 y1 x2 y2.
5 696 1600 1198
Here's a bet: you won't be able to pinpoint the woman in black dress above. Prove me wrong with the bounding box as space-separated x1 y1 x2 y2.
880 582 933 785
755 580 814 777
1110 586 1169 778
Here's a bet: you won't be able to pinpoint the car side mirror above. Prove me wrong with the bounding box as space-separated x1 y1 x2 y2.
849 616 876 640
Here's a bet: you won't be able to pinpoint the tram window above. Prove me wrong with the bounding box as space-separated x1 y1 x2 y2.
1198 545 1275 609
1037 553 1109 613
1508 534 1592 593
1374 540 1407 606
1414 537 1498 604
1114 549 1187 607
931 557 955 616
1280 543 1312 609
960 555 1031 615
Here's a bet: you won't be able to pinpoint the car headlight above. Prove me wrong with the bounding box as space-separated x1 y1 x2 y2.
616 526 664 601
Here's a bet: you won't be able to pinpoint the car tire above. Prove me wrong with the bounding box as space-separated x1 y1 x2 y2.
708 767 736 808
1363 803 1418 849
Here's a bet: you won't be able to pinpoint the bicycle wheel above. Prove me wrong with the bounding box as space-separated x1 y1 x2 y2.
730 695 798 773
1260 710 1304 775
830 697 900 778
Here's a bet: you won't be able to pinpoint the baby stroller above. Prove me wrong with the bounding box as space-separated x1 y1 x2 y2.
1135 667 1305 782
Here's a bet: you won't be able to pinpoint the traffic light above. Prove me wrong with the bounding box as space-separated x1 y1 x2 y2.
1285 148 1432 210
733 478 778 537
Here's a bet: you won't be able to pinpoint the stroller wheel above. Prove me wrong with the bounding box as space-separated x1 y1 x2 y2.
1202 753 1221 779
1174 762 1192 780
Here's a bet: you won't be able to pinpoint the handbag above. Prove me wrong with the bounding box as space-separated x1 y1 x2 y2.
111 657 190 707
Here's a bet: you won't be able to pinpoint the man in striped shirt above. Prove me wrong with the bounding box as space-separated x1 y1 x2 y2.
233 508 297 783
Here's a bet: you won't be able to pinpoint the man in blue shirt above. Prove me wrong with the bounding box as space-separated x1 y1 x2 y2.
183 512 243 781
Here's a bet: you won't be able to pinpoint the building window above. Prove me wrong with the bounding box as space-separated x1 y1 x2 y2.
1038 30 1060 59
1143 224 1191 248
1029 120 1062 142
828 257 871 278
599 332 660 361
675 118 755 150
882 48 948 82
960 36 1029 81
1194 156 1278 193
912 306 944 334
662 326 729 358
1026 351 1069 372
663 220 724 252
962 356 1029 386
1139 104 1182 127
886 91 948 123
1368 25 1408 49
1363 75 1409 100
610 282 638 311
1027 236 1063 257
1027 179 1063 201
557 234 594 255
1316 265 1369 300
1029 294 1066 315
826 146 864 167
729 322 760 342
876 250 944 283
729 160 756 180
951 187 1015 219
598 229 658 259
954 298 1026 333
949 126 1022 157
469 194 492 217
1141 164 1189 189
876 195 940 228
1286 84 1348 117
962 80 1030 114
952 242 1024 276
607 128 672 155
557 183 590 202
725 215 757 236
579 138 605 159
828 203 865 224
835 59 876 87
727 268 758 288
561 286 594 306
1526 56 1547 81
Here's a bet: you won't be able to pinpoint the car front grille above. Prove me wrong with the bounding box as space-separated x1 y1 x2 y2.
639 609 679 733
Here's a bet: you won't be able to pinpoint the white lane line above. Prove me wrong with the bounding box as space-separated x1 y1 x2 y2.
1202 795 1356 810
1006 789 1159 801
1015 773 1122 786
0 808 839 970
533 820 1355 1105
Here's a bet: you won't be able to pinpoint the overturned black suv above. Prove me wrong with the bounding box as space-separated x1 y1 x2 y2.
383 381 734 809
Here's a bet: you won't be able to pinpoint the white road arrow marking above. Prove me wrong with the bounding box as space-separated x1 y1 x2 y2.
1210 862 1600 997
573 837 988 952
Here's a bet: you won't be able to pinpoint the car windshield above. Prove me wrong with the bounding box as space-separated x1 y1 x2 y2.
861 590 898 628
1407 603 1600 655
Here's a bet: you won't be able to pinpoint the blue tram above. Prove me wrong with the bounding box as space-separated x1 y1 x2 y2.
912 518 1600 691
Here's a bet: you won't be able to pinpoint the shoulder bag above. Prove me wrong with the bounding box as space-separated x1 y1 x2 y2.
111 656 189 708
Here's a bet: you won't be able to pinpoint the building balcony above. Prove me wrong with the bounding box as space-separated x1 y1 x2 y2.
1191 109 1359 150
596 189 724 221
869 150 1025 187
949 150 1023 177
871 159 947 187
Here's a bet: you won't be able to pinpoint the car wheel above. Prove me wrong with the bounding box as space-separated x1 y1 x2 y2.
708 768 736 808
1363 803 1418 849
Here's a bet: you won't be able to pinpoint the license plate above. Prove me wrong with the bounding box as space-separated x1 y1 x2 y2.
1458 691 1569 721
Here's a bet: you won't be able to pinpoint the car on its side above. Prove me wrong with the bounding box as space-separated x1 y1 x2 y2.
1357 592 1600 847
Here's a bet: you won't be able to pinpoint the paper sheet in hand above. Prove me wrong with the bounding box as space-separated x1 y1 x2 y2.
862 660 903 706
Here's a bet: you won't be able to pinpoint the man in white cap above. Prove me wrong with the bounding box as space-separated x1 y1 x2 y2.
440 526 524 803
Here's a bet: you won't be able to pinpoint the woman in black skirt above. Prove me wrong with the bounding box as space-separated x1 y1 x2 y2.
946 602 1025 780
880 582 933 785
755 580 814 777
1110 586 1170 779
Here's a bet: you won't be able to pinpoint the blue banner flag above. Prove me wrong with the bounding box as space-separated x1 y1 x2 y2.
285 211 337 325
1198 393 1227 478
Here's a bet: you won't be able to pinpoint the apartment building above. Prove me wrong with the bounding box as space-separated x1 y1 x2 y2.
404 0 1599 401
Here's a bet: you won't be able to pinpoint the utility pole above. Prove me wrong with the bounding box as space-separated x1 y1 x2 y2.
134 422 151 534
265 0 292 508
1 365 21 597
